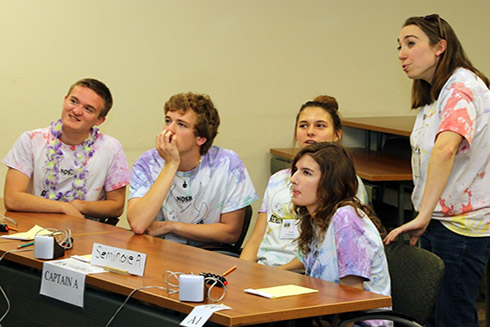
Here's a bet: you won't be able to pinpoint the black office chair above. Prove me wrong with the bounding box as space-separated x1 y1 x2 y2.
332 241 445 327
84 216 120 226
382 136 411 160
197 205 253 257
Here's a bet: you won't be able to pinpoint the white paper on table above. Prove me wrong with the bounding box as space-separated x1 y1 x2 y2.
1 225 51 240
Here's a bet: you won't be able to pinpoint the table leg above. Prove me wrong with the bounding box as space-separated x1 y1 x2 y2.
397 183 405 226
365 130 371 150
377 132 383 152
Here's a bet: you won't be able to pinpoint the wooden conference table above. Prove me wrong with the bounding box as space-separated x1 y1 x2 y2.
270 147 412 182
342 116 415 151
343 116 415 225
0 207 391 326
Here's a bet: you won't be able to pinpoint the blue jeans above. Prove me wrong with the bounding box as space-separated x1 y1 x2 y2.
421 220 490 327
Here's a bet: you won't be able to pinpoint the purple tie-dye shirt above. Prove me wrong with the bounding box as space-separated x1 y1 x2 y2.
298 205 391 327
129 146 257 245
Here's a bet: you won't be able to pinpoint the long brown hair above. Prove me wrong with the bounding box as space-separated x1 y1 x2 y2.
292 142 385 254
404 15 490 109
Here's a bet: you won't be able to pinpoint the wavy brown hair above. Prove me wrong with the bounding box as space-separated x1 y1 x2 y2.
404 15 490 109
164 92 220 155
292 142 385 254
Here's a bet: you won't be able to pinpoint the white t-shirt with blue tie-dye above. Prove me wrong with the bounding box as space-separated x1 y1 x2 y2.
256 168 369 267
129 145 258 245
298 205 391 327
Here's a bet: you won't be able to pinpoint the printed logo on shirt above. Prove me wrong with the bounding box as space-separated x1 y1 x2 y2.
60 168 73 176
269 214 281 224
175 195 193 203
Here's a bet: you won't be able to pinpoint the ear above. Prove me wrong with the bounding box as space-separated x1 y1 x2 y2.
333 130 342 142
95 116 106 126
434 39 447 57
196 136 207 147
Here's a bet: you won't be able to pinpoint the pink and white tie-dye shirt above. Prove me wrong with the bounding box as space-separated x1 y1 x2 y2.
410 67 490 236
3 127 130 201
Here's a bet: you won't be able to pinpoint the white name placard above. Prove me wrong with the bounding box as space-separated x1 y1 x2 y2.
91 243 147 276
40 258 92 307
180 304 231 327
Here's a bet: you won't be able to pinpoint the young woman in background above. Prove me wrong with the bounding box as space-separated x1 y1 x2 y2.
240 96 368 268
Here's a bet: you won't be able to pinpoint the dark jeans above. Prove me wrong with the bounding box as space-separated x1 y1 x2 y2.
421 220 490 327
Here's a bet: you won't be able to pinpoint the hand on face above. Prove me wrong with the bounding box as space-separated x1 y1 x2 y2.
156 128 180 165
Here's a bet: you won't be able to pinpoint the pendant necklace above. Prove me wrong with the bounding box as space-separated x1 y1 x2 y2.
174 158 202 188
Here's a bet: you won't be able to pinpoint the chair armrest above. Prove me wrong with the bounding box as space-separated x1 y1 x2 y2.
197 243 240 257
334 309 423 327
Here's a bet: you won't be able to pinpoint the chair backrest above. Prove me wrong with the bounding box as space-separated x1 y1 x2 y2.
197 204 253 256
233 204 253 251
382 136 411 159
385 241 445 325
85 216 119 226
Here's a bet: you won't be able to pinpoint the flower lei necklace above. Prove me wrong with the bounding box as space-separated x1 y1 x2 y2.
43 119 98 201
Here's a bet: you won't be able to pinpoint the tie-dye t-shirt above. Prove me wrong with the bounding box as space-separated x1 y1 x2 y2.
129 145 258 245
3 127 130 201
297 205 391 327
410 68 490 237
257 168 369 267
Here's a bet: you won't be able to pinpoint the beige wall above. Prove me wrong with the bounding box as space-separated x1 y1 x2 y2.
1 1 489 230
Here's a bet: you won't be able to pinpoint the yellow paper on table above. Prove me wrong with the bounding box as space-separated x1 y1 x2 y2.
0 225 51 241
244 284 319 299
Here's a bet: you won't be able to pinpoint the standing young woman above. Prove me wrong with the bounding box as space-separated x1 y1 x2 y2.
385 14 490 327
240 96 368 268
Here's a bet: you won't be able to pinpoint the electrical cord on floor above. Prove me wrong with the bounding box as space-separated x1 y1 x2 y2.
163 270 184 295
0 226 72 326
105 271 185 326
0 248 34 327
104 285 167 327
105 270 228 326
